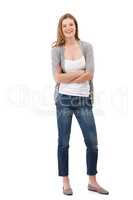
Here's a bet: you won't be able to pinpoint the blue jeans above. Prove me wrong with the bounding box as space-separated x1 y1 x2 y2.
55 93 98 176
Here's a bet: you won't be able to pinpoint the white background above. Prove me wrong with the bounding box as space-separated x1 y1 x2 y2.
0 0 132 199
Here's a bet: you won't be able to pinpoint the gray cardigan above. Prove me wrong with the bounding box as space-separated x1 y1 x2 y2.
51 40 95 103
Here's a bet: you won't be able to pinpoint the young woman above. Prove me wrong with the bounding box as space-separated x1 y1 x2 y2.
51 13 109 195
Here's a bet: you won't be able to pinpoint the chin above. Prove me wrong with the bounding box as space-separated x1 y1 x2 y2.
65 34 75 39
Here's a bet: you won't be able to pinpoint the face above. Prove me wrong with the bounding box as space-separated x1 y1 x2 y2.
62 18 76 39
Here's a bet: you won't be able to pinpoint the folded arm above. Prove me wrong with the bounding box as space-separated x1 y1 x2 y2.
54 64 85 83
54 64 92 83
70 70 93 83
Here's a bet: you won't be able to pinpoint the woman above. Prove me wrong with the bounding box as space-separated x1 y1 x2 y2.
51 13 109 195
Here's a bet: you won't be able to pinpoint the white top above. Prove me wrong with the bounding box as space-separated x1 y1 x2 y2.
59 56 90 97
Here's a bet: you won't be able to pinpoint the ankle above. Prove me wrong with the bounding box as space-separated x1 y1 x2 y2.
63 176 69 182
63 180 70 185
63 177 71 188
89 175 97 183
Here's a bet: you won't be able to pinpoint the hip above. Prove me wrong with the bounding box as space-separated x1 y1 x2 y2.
55 93 92 109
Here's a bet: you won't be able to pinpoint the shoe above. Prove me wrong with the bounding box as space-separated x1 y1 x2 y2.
88 184 109 195
63 187 73 195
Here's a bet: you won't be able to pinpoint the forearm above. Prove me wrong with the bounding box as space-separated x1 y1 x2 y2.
55 72 83 83
54 63 92 83
71 71 93 83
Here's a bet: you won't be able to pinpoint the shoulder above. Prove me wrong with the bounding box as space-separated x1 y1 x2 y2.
51 45 60 53
51 46 61 60
80 40 93 50
51 46 62 58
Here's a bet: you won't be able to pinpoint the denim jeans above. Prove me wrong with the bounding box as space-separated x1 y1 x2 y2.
55 93 98 176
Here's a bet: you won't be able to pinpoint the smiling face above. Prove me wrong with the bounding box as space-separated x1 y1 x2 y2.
62 17 76 40
55 13 80 46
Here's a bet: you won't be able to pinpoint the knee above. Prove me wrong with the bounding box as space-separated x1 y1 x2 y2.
58 136 70 148
86 143 98 152
58 140 69 149
58 144 69 152
92 144 98 151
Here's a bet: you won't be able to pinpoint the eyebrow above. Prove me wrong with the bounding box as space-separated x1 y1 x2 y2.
62 22 74 26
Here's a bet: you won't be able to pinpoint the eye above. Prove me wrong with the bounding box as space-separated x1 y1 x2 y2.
69 23 73 26
62 24 67 28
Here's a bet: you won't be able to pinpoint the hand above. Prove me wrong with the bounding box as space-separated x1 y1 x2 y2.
71 71 92 83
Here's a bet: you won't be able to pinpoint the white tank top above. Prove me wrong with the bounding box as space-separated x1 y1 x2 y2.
59 56 90 97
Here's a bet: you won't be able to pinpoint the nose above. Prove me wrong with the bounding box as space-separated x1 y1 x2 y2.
66 27 72 31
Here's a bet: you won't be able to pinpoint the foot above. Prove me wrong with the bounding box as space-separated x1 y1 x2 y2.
63 187 73 195
88 182 109 195
63 182 71 190
63 177 73 195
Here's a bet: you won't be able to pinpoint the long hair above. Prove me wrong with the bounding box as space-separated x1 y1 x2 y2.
52 13 80 47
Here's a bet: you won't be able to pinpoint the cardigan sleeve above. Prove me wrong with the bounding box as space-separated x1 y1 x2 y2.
51 46 61 81
84 42 95 77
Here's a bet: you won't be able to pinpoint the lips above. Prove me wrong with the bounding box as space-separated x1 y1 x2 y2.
65 31 73 34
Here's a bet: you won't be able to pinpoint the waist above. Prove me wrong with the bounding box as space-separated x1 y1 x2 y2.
59 82 90 97
55 93 92 108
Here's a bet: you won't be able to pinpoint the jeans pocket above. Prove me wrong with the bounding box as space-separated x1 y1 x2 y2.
86 97 92 108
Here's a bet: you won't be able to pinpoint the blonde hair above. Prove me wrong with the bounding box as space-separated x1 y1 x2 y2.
52 13 80 47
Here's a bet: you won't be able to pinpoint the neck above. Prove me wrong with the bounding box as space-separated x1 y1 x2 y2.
65 37 77 46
